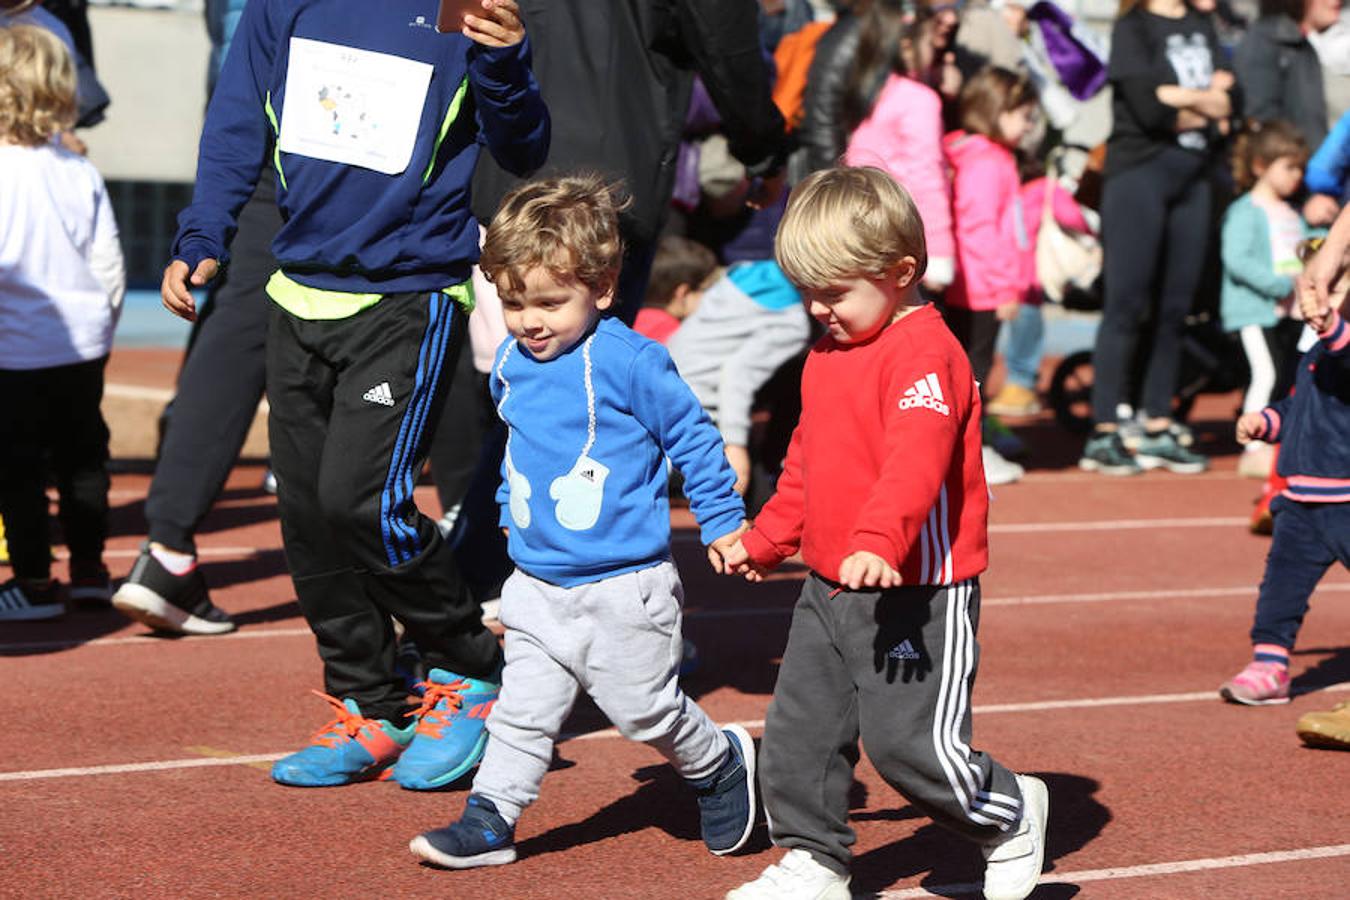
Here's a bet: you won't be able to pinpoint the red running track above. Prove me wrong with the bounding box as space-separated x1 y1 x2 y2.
2 390 1348 899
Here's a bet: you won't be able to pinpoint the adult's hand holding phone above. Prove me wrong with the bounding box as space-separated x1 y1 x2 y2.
461 0 524 48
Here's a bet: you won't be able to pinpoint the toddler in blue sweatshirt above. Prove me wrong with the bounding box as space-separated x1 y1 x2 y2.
409 175 757 869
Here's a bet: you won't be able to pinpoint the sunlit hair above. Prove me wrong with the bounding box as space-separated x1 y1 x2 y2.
958 66 1037 141
1232 118 1309 192
775 166 927 289
0 24 77 147
480 174 626 297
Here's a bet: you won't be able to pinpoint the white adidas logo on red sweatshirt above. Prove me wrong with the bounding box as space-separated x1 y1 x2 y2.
898 373 950 416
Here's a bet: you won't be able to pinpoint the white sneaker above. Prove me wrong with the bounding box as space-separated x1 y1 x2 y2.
725 849 851 900
982 445 1025 486
982 774 1049 900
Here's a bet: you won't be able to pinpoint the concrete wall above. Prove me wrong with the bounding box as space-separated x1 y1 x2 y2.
83 6 210 183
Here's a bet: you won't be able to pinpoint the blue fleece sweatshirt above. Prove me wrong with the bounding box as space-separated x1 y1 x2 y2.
172 0 549 294
491 318 746 587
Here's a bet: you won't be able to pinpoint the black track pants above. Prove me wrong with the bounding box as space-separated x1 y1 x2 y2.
266 292 501 721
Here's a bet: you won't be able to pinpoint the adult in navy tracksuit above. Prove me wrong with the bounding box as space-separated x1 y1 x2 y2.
161 0 549 789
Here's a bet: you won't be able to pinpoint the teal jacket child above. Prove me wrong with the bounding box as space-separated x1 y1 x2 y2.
1220 193 1315 331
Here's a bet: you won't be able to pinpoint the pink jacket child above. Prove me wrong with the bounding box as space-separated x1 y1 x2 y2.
943 130 1025 312
845 75 955 287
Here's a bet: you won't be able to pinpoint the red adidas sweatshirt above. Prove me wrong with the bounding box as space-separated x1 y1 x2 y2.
741 304 990 585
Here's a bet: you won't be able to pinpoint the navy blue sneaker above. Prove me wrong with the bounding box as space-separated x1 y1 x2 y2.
691 724 757 855
408 794 517 869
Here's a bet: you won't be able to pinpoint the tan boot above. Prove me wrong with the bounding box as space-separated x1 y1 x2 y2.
1296 701 1350 750
986 383 1041 417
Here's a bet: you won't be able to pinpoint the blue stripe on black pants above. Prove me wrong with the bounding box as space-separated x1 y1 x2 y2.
1250 497 1350 649
265 292 502 722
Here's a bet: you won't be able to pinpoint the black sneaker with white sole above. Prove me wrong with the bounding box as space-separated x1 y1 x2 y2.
1078 431 1141 476
0 578 64 622
112 545 236 635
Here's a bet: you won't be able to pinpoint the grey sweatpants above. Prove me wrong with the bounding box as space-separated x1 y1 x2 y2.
762 575 1023 875
472 561 730 823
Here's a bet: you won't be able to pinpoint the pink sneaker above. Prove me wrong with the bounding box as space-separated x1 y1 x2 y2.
1220 661 1291 705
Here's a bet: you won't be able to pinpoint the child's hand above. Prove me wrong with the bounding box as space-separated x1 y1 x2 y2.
707 522 749 574
995 301 1021 322
724 444 751 495
161 258 220 322
709 532 769 582
1236 412 1266 445
463 0 524 48
1297 278 1333 333
838 551 902 591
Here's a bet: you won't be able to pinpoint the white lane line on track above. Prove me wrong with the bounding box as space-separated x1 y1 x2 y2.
3 683 1345 783
52 546 271 562
62 516 1252 560
104 383 174 402
687 582 1350 619
671 517 1252 546
1017 470 1247 483
6 584 1349 653
989 516 1248 534
0 754 288 782
878 844 1350 897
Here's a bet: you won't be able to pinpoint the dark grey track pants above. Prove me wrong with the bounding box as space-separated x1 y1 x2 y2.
761 574 1023 875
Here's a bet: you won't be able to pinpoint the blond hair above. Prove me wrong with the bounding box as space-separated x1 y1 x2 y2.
775 166 927 288
0 24 77 147
480 174 626 297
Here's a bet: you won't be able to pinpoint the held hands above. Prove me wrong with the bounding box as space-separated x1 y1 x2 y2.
708 525 770 583
1296 246 1350 327
838 551 902 591
1235 412 1266 446
995 301 1021 322
707 521 749 573
160 258 220 322
463 0 524 48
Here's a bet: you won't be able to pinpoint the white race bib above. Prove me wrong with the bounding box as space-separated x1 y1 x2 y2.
278 38 432 175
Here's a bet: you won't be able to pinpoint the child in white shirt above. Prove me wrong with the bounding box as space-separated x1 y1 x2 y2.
0 25 125 621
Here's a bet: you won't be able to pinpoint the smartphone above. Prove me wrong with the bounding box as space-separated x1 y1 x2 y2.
436 0 483 33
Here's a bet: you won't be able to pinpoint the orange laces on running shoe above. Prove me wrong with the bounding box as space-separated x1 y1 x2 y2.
408 678 469 737
307 690 374 748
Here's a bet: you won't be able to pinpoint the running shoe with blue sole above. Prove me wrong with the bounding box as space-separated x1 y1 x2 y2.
271 692 415 787
391 666 500 790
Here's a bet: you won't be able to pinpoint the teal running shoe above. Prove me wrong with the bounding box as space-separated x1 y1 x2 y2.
391 667 500 790
271 692 414 787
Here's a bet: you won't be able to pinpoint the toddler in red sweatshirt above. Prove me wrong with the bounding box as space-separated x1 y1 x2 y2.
720 166 1047 900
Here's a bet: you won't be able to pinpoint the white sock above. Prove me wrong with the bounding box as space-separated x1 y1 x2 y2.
149 543 196 575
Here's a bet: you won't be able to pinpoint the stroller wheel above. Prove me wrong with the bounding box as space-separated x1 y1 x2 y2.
1048 350 1095 434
